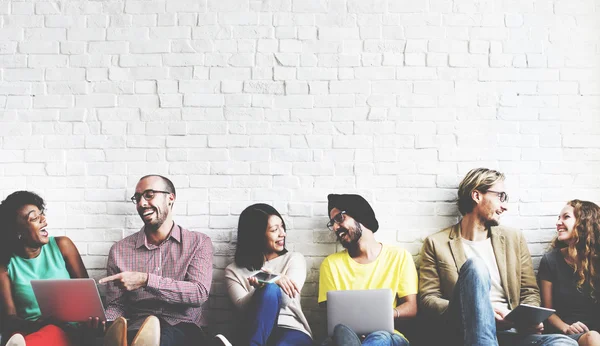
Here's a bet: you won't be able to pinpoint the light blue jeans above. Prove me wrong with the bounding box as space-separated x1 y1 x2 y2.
443 258 578 346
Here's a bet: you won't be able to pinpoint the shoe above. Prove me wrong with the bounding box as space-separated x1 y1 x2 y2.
104 316 127 346
6 333 26 346
130 315 160 346
213 334 233 346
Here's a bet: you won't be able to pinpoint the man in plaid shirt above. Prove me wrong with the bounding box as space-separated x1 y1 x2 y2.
99 175 216 346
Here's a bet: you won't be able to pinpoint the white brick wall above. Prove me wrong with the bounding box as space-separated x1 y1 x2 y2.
0 0 599 339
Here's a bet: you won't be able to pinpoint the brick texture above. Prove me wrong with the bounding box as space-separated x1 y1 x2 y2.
0 0 599 340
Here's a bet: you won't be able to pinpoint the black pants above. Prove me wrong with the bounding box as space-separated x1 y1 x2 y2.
127 320 206 346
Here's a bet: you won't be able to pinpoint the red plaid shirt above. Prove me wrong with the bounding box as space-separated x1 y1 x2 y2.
104 223 213 330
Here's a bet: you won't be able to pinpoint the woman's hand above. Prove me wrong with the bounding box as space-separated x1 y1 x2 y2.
80 316 107 341
85 316 106 332
562 321 589 334
248 276 262 288
275 275 300 298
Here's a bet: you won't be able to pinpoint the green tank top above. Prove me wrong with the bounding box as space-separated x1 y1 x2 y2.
7 237 71 321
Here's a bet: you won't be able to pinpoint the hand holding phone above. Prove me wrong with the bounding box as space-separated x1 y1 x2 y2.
249 271 280 284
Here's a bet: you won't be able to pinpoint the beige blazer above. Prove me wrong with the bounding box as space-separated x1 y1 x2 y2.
418 223 540 317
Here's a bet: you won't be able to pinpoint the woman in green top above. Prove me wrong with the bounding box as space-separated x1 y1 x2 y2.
0 191 97 346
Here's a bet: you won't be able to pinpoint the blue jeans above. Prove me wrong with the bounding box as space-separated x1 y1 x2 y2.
332 323 409 346
443 258 577 346
247 283 312 346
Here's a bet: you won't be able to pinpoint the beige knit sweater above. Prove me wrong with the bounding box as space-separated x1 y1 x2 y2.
224 252 312 338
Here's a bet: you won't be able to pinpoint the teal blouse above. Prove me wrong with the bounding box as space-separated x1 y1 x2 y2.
7 237 71 321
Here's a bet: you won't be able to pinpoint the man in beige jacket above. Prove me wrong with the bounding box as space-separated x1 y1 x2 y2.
419 168 576 346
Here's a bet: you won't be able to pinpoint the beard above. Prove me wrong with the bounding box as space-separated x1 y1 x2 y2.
140 206 168 231
483 218 499 229
337 221 363 251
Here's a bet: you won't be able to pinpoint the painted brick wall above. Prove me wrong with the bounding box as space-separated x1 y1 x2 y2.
0 0 599 339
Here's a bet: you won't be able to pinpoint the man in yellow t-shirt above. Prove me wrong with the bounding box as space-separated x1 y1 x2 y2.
318 194 418 346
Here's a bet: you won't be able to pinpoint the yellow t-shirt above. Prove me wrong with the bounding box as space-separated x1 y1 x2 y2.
319 244 418 308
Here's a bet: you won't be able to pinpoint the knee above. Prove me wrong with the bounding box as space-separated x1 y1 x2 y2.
551 334 580 346
392 334 410 346
461 257 488 275
333 323 360 345
579 331 600 346
258 283 281 302
367 331 392 342
333 323 353 335
38 324 68 336
460 257 490 281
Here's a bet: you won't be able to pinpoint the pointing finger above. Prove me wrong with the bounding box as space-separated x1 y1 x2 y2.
98 274 121 284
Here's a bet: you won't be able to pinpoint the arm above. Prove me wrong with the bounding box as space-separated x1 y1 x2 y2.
277 253 307 307
539 261 589 335
281 253 307 289
395 294 417 320
540 280 569 333
224 266 256 310
103 246 127 321
394 249 418 319
55 236 89 279
56 236 106 332
0 266 42 334
418 237 449 316
518 232 540 306
144 236 213 306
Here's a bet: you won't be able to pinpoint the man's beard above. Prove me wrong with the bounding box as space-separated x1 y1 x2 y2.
141 207 167 231
483 218 499 229
337 221 363 251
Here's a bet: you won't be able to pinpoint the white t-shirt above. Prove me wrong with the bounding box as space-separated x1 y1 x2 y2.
461 237 510 314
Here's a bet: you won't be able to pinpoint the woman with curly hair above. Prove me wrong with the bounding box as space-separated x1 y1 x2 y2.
539 200 600 346
0 191 127 346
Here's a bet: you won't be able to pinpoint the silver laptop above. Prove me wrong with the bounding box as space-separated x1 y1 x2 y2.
327 289 394 337
30 278 107 322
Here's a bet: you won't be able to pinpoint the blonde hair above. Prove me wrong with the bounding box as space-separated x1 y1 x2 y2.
551 199 600 300
457 168 505 216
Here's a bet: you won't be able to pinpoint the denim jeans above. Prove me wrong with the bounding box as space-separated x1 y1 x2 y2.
497 331 579 345
331 323 409 346
268 327 314 346
443 258 577 346
246 283 312 346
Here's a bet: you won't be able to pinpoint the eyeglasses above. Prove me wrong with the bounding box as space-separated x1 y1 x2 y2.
485 190 509 203
130 189 171 204
327 211 346 231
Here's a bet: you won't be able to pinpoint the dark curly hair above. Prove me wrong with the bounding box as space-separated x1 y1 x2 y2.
0 191 46 265
551 199 600 300
234 203 288 271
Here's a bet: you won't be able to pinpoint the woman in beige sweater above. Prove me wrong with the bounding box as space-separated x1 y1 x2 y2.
224 203 312 346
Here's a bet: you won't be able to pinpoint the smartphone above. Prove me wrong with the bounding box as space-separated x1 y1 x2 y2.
250 271 280 284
